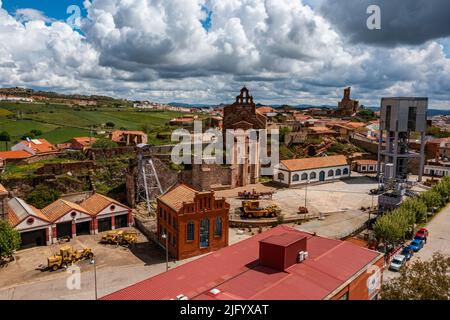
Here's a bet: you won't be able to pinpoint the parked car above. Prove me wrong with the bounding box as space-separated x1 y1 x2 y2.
416 228 429 239
409 239 424 252
400 246 414 261
390 255 407 271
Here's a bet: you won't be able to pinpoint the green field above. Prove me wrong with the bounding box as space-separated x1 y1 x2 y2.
0 102 185 151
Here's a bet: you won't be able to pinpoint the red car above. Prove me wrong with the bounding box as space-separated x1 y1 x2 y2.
415 228 429 242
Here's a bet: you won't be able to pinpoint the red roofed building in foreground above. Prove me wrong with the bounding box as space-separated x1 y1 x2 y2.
102 225 384 301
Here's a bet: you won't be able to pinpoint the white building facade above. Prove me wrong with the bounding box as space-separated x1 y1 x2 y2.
274 155 351 187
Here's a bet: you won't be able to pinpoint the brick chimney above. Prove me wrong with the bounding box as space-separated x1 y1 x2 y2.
259 233 308 272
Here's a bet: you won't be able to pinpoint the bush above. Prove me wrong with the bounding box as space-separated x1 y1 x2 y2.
92 138 119 149
26 185 61 209
0 220 21 260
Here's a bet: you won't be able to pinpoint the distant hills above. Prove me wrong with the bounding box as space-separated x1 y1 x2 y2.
2 87 449 116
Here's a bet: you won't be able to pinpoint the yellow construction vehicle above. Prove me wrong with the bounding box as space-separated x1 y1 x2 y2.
46 246 94 271
100 230 138 246
241 201 281 219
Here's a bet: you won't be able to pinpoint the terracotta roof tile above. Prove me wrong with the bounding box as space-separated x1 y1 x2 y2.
281 155 348 172
0 183 7 195
18 139 58 154
42 199 93 222
158 184 198 212
80 193 130 215
71 137 97 146
355 160 378 165
6 198 50 227
0 150 33 159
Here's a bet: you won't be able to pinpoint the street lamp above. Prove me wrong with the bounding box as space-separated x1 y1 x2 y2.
305 180 310 209
161 233 169 272
90 259 97 300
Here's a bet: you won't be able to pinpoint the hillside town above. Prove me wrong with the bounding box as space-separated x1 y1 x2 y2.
0 0 449 308
1 85 449 302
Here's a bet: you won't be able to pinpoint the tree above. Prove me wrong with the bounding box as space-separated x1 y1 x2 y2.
401 198 427 224
0 220 21 261
0 131 11 149
26 185 61 209
420 190 443 212
92 138 119 149
105 122 115 128
381 253 450 300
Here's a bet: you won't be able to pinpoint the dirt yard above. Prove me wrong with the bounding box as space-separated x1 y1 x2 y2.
0 228 164 289
223 176 380 219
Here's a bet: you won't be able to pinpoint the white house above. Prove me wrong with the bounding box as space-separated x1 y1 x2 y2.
274 155 350 187
354 160 378 173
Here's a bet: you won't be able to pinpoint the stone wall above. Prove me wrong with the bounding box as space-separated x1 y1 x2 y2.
86 147 136 160
351 137 379 154
36 161 95 175
180 163 233 191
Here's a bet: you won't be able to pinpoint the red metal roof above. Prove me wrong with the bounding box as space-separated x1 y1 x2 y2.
102 225 382 301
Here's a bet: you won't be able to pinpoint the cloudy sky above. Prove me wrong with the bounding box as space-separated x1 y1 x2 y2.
0 0 449 108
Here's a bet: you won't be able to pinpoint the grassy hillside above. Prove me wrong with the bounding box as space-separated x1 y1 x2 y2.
0 102 184 151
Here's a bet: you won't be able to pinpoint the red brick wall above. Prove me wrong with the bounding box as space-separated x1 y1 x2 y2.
157 194 229 260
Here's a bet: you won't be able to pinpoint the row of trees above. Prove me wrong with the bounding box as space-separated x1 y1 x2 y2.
373 177 450 246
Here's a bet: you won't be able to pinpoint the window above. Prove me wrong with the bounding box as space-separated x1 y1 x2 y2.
200 218 210 248
310 172 317 180
164 210 167 221
343 168 349 175
168 213 172 226
173 217 177 230
408 106 417 131
362 166 367 171
385 105 392 131
301 173 308 181
336 169 342 176
215 217 222 237
159 207 162 218
328 170 334 177
292 174 299 182
173 236 177 247
187 221 195 241
369 166 374 171
339 292 349 300
278 173 285 181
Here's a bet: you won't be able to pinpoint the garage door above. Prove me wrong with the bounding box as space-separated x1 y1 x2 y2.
115 214 128 229
98 217 112 233
57 222 73 239
76 221 91 236
20 229 46 249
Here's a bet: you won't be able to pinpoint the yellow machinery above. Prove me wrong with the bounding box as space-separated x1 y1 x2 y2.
47 246 94 271
100 230 138 246
241 201 281 219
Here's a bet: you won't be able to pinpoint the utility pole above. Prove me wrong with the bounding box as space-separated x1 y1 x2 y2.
162 233 169 272
91 259 98 300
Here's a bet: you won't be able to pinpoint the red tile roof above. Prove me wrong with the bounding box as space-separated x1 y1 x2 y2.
17 139 58 154
0 183 8 195
355 160 378 165
42 199 93 222
101 225 382 300
0 150 33 160
281 155 348 172
71 137 97 147
158 184 198 212
80 193 130 215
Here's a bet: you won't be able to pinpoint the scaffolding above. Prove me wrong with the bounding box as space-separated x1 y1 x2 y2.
136 154 163 211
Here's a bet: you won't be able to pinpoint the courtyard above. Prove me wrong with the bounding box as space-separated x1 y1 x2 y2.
224 176 380 218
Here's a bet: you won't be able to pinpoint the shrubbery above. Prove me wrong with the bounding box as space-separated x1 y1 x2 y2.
373 177 450 245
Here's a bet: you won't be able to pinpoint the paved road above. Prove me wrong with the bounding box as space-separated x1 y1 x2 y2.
384 203 450 282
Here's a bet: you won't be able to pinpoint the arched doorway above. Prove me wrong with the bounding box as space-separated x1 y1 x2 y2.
319 171 326 182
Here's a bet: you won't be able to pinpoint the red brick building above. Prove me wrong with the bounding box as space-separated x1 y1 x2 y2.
156 184 230 260
103 225 384 300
